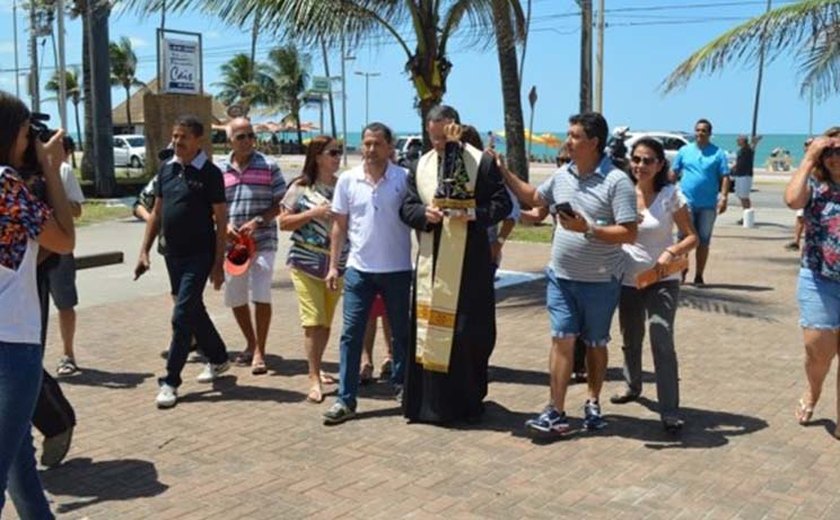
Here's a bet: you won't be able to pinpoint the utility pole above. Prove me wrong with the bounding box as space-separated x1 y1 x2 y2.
354 71 380 126
57 0 68 129
320 37 337 138
13 0 20 97
29 0 40 111
578 0 593 113
339 35 354 167
594 0 605 113
750 0 772 141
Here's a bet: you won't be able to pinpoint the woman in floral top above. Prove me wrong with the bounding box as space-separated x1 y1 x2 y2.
0 90 75 519
280 135 348 403
784 126 840 437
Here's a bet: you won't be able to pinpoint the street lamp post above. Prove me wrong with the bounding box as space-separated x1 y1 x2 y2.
340 36 355 167
354 70 380 127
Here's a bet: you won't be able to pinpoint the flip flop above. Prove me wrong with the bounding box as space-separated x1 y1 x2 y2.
251 360 267 375
796 398 814 425
320 371 338 385
359 363 374 385
306 384 324 404
234 351 253 366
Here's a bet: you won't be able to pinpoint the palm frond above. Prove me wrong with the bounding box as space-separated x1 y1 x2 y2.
662 0 840 95
797 23 840 100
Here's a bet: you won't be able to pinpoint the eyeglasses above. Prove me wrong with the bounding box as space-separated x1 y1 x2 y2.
630 155 657 166
821 146 840 159
325 149 343 157
234 132 256 141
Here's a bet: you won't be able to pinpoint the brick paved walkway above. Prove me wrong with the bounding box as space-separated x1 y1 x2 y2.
11 220 840 519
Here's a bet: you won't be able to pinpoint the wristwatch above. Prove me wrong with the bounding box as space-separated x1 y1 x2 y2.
254 216 265 225
584 223 596 240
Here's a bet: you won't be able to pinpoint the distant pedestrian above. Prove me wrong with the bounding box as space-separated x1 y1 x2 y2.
134 115 230 409
50 136 85 376
671 118 731 286
219 117 286 375
732 134 761 216
784 126 840 438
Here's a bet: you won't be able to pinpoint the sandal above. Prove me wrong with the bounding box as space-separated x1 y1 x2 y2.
319 371 338 385
56 356 78 376
234 351 253 367
379 358 393 380
251 360 267 375
359 363 374 385
306 383 324 404
796 398 814 425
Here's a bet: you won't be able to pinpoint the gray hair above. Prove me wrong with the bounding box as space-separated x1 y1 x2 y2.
226 117 252 139
426 105 460 124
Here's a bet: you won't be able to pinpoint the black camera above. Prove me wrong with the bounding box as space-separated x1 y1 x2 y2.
20 112 56 200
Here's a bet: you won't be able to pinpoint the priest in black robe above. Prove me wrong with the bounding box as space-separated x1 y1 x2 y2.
399 105 512 424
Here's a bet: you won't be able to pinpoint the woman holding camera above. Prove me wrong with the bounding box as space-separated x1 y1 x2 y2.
784 127 840 437
0 90 74 518
611 137 698 432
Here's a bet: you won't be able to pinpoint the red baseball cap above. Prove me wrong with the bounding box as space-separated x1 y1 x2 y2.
224 234 256 277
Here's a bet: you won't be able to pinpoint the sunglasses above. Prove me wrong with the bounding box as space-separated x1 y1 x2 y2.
821 146 840 159
234 132 256 141
325 149 343 157
630 155 657 166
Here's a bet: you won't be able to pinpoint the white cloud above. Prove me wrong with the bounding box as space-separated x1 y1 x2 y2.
205 31 221 40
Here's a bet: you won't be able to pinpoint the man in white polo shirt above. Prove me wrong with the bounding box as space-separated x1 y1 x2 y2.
324 122 412 425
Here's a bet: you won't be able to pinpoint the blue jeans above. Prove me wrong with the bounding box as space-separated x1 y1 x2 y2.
163 253 228 387
337 268 411 410
0 342 54 519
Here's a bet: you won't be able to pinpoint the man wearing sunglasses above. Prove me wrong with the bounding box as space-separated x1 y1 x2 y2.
218 117 286 375
671 119 731 286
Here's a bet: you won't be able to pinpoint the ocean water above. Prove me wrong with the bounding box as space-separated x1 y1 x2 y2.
340 130 812 168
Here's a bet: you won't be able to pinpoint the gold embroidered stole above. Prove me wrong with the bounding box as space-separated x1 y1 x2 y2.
414 144 482 372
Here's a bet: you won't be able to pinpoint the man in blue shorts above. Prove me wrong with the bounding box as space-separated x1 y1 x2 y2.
672 119 731 285
501 112 638 434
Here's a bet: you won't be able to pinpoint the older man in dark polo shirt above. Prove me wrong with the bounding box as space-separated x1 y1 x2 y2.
135 115 230 409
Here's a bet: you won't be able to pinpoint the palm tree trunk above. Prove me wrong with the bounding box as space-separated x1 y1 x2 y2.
492 0 529 181
295 109 304 150
125 85 132 129
81 6 95 181
73 98 83 152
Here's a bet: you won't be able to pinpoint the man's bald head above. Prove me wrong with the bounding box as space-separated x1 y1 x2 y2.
227 117 253 139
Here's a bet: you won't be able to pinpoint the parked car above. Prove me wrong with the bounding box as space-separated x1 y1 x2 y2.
395 135 423 167
609 127 736 167
113 134 146 168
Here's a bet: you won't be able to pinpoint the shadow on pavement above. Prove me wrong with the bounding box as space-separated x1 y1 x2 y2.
678 289 778 322
57 368 154 390
257 354 339 379
496 279 546 308
804 418 839 440
176 375 306 404
487 366 654 386
600 397 768 449
689 283 773 292
40 456 168 514
715 233 790 241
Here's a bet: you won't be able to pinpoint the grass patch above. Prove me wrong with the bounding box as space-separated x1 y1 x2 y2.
510 223 554 243
77 201 133 227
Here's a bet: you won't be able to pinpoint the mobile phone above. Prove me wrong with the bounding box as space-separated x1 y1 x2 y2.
554 202 575 218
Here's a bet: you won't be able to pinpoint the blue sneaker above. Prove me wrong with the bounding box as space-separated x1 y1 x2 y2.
583 400 606 430
525 405 570 434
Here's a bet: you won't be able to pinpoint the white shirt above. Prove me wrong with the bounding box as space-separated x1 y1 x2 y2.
60 162 85 204
332 162 412 273
622 184 687 286
0 240 42 344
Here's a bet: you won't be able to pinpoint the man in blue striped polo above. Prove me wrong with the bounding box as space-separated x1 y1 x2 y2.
501 112 638 435
219 117 286 375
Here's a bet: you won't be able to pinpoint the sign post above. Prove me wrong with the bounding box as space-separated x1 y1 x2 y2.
157 29 203 95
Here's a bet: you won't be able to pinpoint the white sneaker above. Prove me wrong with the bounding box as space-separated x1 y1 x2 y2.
156 383 177 408
196 361 230 383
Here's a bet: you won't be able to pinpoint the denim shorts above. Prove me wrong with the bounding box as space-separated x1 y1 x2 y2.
797 268 840 330
679 207 717 246
545 268 621 347
47 253 78 310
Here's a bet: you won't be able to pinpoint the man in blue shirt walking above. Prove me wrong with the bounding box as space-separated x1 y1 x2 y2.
672 119 731 285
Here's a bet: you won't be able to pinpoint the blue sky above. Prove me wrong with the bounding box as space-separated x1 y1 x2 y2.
0 0 835 136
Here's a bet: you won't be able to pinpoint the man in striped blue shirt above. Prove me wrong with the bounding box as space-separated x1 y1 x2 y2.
218 118 286 375
501 112 638 435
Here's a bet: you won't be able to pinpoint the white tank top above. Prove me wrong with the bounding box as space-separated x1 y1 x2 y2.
0 239 42 344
